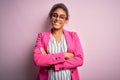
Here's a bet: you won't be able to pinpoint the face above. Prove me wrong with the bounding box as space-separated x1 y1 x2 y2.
50 8 67 30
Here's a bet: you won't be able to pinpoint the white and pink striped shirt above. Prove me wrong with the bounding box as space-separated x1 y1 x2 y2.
48 34 71 80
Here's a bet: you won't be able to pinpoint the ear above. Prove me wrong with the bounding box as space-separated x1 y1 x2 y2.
50 17 53 23
65 20 69 24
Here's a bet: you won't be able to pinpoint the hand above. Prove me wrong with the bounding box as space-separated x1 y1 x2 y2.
40 48 47 54
65 52 74 59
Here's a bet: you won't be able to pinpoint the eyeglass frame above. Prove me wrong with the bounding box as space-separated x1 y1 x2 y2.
51 13 67 20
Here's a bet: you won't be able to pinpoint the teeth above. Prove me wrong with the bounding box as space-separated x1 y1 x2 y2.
55 23 59 25
54 22 60 25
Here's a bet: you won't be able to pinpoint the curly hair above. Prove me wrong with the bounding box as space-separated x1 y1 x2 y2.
49 3 69 20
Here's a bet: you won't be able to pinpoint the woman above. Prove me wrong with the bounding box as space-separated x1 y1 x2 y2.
33 3 84 80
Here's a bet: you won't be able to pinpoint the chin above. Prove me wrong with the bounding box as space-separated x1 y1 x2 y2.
53 25 62 30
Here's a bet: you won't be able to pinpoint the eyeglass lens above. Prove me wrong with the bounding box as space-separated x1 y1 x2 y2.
52 13 66 20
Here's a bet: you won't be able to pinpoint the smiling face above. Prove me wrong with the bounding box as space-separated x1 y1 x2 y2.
50 8 67 30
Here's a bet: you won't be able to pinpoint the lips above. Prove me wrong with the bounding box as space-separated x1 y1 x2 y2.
53 21 61 26
54 23 60 25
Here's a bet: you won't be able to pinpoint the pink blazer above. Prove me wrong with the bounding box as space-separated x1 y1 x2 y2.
33 29 84 80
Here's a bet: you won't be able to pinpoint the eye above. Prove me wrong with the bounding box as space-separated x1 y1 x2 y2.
59 15 66 19
52 13 58 18
52 13 66 20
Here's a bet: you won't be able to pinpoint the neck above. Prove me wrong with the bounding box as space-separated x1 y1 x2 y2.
52 28 63 35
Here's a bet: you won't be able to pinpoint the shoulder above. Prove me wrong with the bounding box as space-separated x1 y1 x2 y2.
37 30 51 36
64 29 80 41
64 29 77 36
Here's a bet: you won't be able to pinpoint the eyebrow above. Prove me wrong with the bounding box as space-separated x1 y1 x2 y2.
53 13 66 16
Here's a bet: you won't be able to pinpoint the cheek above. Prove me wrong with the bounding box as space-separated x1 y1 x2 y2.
50 18 53 22
62 21 66 25
50 19 54 24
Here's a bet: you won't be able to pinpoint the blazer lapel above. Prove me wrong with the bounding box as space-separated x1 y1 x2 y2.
44 30 51 53
63 29 73 52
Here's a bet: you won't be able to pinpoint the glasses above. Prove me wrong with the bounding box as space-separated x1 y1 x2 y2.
52 13 67 20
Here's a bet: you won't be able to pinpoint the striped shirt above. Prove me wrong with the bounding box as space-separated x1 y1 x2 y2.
48 34 71 80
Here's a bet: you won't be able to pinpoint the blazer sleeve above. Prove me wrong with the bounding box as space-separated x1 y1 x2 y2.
33 33 65 67
54 32 84 71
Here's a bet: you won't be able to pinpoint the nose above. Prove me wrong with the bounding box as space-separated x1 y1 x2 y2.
56 16 60 20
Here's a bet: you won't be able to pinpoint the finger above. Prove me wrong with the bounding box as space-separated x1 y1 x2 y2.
42 50 46 54
40 48 47 54
40 48 45 54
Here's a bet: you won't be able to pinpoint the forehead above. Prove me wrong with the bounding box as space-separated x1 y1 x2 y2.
53 8 66 15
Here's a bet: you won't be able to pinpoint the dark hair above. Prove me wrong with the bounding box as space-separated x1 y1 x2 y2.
49 3 69 20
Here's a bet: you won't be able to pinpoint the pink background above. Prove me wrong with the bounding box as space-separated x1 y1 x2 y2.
0 0 120 80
